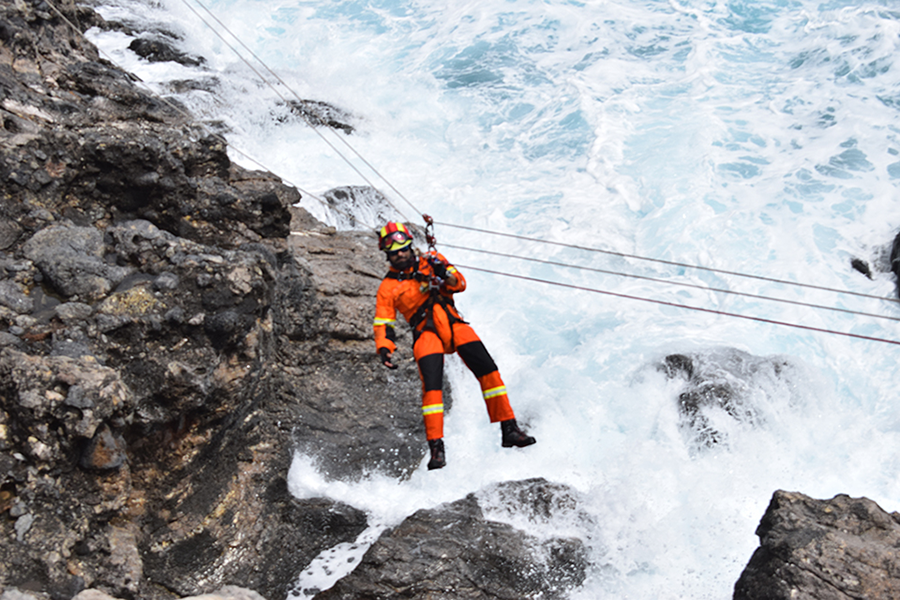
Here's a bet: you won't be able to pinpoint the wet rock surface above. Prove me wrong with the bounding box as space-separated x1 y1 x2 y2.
734 490 900 600
280 224 428 480
314 478 589 600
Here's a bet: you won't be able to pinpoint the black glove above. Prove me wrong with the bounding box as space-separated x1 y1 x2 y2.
428 254 449 279
379 347 398 369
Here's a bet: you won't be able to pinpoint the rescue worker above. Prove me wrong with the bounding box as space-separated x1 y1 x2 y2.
373 221 535 470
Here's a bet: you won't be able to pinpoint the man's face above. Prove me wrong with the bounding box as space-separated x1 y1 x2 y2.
387 246 415 269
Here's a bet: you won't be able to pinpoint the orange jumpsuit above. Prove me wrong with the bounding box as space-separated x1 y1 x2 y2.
373 253 516 440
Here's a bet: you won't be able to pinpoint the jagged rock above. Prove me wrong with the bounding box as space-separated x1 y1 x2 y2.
23 224 132 301
128 37 204 67
0 348 133 451
0 280 32 314
182 588 269 600
314 478 588 600
70 585 268 600
1 589 45 600
79 425 127 470
891 231 900 297
733 490 900 599
72 590 119 600
0 218 22 250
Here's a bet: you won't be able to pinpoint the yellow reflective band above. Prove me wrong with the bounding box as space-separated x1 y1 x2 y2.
482 386 507 400
446 266 458 274
373 317 397 327
422 404 444 416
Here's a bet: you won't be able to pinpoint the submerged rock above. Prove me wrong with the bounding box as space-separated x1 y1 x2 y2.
128 37 205 67
660 348 806 452
319 186 406 232
734 490 900 599
279 99 356 134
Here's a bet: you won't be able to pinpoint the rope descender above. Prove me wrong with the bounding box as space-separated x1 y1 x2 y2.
421 214 443 291
423 214 437 253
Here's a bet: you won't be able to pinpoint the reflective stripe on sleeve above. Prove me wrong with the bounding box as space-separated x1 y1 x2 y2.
482 386 507 400
422 403 444 416
373 317 397 327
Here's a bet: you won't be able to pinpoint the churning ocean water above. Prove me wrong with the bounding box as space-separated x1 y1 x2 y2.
86 0 900 597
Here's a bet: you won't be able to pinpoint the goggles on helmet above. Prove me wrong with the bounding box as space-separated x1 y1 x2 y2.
382 231 412 253
379 222 413 252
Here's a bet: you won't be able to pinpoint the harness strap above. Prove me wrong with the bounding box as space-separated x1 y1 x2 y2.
409 293 467 351
387 264 467 350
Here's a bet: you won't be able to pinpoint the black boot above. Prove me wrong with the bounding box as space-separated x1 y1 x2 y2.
427 438 446 470
501 419 536 448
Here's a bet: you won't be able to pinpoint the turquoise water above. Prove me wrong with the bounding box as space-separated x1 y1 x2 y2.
87 1 900 597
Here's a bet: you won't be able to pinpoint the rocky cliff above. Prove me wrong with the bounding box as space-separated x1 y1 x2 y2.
0 1 386 597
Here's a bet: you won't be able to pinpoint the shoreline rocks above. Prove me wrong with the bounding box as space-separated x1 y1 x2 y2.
314 479 589 600
734 490 900 600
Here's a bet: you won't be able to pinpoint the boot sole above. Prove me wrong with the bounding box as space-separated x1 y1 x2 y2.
502 437 536 448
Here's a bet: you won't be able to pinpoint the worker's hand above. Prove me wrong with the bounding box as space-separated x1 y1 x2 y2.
379 347 398 369
426 253 449 279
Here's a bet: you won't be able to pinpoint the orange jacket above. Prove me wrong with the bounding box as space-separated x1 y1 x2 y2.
373 252 465 354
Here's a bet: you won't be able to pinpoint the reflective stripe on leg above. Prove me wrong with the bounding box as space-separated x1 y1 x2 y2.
482 385 508 400
422 389 444 440
478 371 515 423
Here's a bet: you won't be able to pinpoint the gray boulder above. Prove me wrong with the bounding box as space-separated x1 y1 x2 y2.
22 225 131 301
734 490 900 599
0 280 33 314
314 478 589 600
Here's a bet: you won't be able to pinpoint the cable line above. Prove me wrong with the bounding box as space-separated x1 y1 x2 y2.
136 0 892 320
120 0 900 345
180 0 418 224
438 221 899 305
442 243 900 323
456 263 900 347
188 0 423 220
